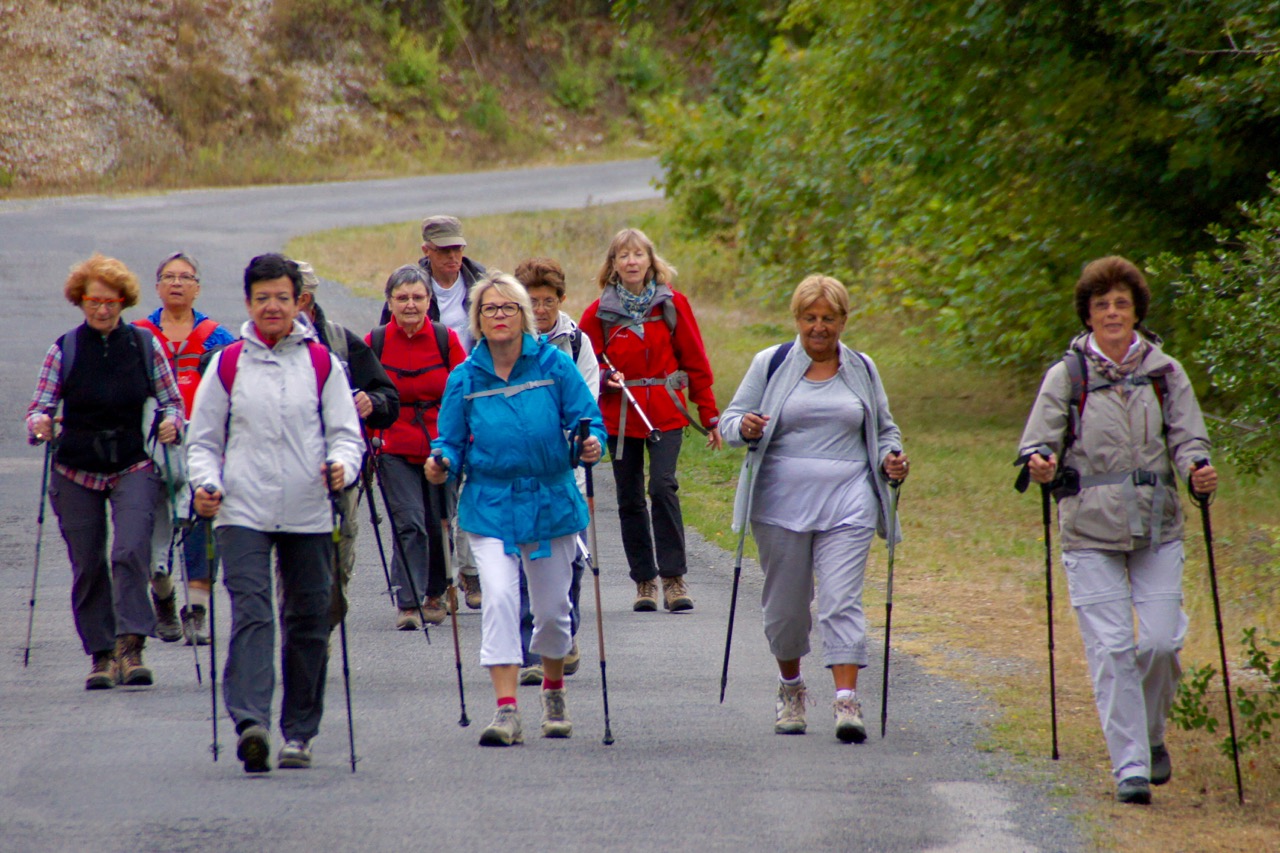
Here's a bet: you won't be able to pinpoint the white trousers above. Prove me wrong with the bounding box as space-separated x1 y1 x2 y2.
1062 540 1187 781
471 533 574 667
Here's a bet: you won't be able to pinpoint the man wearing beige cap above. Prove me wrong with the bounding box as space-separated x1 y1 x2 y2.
418 215 487 353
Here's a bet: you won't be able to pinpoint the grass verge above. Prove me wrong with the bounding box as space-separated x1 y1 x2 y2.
289 199 1280 851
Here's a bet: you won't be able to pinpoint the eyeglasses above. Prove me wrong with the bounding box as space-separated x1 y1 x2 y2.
480 302 521 318
529 298 561 311
1090 298 1134 312
83 296 126 309
391 294 428 306
158 273 199 285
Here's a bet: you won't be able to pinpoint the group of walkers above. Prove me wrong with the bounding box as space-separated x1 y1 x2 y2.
25 218 1216 806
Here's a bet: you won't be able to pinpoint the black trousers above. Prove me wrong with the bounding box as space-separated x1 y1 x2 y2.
607 428 686 583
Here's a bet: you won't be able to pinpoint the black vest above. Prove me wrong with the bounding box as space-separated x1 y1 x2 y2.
57 323 152 473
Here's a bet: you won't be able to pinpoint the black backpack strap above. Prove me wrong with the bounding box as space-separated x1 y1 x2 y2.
58 329 78 388
370 325 386 359
1063 350 1087 456
570 327 582 362
765 341 794 385
432 321 451 369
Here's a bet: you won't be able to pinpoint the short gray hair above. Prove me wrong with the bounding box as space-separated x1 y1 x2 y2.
155 251 200 282
383 264 431 300
468 272 534 341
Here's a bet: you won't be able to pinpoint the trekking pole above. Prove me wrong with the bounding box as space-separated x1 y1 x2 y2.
370 454 434 648
326 462 358 773
1192 459 1244 805
599 352 661 442
578 418 614 744
362 437 401 608
22 441 54 668
720 420 761 703
432 450 470 728
164 443 203 685
198 483 221 762
880 468 903 738
1014 451 1060 760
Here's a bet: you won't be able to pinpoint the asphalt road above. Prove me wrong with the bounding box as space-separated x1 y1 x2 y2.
0 161 1083 852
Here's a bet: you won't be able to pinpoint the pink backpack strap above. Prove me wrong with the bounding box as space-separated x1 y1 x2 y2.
307 340 332 399
217 341 245 394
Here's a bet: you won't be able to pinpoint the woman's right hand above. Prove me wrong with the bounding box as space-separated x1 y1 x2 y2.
739 412 769 442
605 369 626 391
424 455 449 485
194 486 221 518
30 414 54 443
1028 452 1057 484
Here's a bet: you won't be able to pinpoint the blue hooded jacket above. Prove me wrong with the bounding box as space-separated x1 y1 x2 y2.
433 333 606 558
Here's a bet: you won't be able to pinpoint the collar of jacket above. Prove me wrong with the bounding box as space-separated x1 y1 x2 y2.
239 318 312 350
469 332 541 378
544 311 577 343
596 281 674 322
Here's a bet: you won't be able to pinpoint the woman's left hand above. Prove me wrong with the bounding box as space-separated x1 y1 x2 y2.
884 451 909 482
706 426 723 451
1189 462 1218 495
157 417 179 445
579 436 602 465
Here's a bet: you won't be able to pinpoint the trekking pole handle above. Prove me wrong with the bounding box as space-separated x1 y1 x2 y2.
1191 458 1212 506
430 448 450 470
577 418 594 466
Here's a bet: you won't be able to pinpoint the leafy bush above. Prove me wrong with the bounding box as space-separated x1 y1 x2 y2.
463 84 510 142
1173 627 1280 758
612 24 667 97
552 54 602 112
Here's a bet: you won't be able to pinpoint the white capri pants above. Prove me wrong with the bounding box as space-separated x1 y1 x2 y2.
1062 540 1188 781
470 533 575 667
753 522 876 667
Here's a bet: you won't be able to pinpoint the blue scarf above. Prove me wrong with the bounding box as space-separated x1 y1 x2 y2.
615 280 656 322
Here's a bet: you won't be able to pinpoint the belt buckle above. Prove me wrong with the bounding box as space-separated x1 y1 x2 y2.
1132 470 1156 487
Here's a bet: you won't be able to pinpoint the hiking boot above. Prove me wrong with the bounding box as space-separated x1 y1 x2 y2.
181 605 210 646
236 724 271 773
115 635 153 687
396 608 422 631
519 664 544 686
479 705 524 746
85 650 116 690
541 688 572 738
775 680 808 735
277 738 312 769
1150 743 1172 786
833 696 866 743
633 579 659 612
151 576 183 643
461 573 482 609
420 597 447 626
563 640 581 676
662 576 694 611
1116 776 1151 805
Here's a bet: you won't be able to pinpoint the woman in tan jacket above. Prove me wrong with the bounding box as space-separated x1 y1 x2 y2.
1017 256 1218 805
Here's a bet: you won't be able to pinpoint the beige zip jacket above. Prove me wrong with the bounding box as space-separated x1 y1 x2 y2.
1017 332 1211 551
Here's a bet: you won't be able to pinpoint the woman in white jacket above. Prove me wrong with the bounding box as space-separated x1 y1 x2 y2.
188 253 363 774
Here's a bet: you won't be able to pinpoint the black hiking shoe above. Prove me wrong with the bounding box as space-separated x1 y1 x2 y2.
1150 744 1172 786
1116 776 1151 805
236 724 271 773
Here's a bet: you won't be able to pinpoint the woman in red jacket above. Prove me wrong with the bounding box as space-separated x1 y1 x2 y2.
580 228 721 612
367 265 467 630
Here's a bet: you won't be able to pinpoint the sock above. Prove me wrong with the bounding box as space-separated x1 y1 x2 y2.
780 674 803 687
543 678 565 691
835 689 855 702
188 588 210 610
151 572 174 599
497 696 516 708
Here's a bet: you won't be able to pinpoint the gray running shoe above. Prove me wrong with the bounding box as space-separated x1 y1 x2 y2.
662 576 693 611
1116 776 1151 804
236 724 271 773
479 705 524 746
85 650 116 691
541 688 572 738
563 640 581 676
775 681 808 734
1150 743 1172 786
278 738 312 769
519 664 544 686
181 605 210 646
633 579 659 612
833 696 866 743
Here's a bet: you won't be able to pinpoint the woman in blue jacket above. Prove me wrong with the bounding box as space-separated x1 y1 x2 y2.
427 273 605 746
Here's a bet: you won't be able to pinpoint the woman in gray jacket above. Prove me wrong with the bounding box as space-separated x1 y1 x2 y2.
1017 256 1218 805
722 274 909 743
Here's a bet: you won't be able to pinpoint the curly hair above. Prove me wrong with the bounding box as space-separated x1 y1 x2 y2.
594 228 676 290
514 257 566 298
64 254 140 308
1075 256 1150 328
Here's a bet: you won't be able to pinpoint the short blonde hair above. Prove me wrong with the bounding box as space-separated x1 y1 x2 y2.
468 272 535 341
65 254 140 308
790 274 850 319
595 227 677 290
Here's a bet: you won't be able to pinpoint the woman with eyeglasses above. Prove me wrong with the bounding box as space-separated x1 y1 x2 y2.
426 273 605 746
367 265 467 631
579 228 721 614
25 254 184 690
134 252 236 646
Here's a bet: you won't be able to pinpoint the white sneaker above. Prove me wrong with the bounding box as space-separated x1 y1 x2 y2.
278 738 312 769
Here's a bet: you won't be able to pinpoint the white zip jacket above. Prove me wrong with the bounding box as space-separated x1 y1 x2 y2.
187 320 363 534
544 311 599 494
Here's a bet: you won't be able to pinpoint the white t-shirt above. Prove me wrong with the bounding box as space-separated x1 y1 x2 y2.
432 277 473 352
